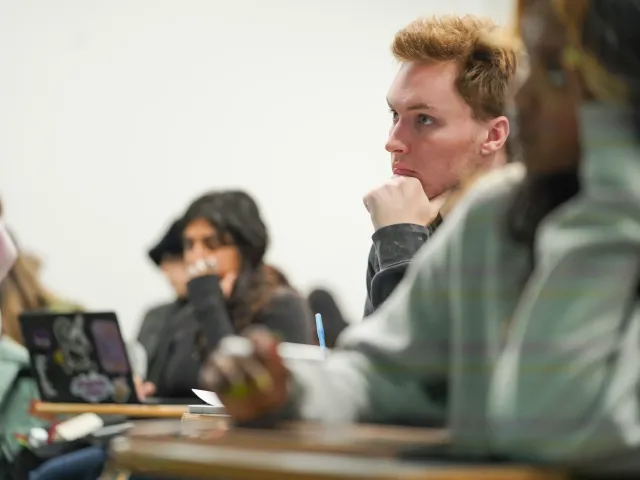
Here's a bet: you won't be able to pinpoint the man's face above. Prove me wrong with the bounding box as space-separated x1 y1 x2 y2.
386 61 507 199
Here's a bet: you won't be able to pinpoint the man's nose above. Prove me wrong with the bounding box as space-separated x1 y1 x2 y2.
385 124 409 154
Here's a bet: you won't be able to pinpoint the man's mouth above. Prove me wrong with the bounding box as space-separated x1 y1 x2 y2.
392 167 418 178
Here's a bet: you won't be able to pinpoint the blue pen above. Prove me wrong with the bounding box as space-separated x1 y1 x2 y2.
315 313 326 352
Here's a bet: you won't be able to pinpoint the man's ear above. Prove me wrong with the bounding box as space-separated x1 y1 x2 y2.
480 116 509 156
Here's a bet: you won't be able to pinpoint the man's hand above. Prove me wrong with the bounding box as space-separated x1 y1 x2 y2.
200 328 290 423
363 176 444 231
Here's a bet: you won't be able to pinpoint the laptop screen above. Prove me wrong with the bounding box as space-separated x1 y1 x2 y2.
19 311 138 404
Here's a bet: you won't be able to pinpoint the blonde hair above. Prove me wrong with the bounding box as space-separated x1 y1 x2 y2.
392 15 519 120
0 200 48 344
1 251 50 345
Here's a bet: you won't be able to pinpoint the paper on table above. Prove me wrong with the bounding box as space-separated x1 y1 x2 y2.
55 413 104 441
192 389 223 407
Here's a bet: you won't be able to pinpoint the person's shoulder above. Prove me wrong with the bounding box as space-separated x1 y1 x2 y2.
257 287 314 343
143 301 176 317
266 287 308 309
419 163 524 260
258 287 313 322
465 163 525 209
450 163 525 226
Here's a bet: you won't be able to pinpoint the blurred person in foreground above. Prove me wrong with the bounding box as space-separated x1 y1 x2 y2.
203 3 640 465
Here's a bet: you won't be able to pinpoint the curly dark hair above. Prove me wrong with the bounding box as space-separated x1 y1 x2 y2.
182 190 275 332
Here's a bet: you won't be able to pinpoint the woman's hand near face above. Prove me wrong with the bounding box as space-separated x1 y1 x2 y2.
187 246 240 298
219 271 238 298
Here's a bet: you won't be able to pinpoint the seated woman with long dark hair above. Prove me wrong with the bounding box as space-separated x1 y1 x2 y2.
145 190 314 398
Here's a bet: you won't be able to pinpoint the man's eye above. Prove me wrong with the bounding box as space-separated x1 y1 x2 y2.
389 109 399 122
418 115 434 126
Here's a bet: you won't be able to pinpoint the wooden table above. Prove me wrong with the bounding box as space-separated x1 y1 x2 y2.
33 402 188 418
108 420 568 480
130 417 446 458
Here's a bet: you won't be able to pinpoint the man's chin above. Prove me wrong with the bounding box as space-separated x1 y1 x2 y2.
423 185 445 200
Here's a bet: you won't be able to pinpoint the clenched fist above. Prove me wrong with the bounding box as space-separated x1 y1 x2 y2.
363 176 444 231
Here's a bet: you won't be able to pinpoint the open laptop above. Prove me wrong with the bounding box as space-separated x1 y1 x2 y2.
19 311 179 405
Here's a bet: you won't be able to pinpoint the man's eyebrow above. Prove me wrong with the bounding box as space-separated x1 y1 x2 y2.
386 98 435 111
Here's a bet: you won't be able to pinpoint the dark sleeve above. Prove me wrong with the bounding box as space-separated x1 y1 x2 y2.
155 275 234 397
363 223 433 317
187 274 235 351
252 289 315 345
363 245 377 318
136 308 155 345
136 304 167 357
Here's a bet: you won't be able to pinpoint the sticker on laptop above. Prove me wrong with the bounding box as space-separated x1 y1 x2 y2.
34 354 58 398
53 315 95 374
91 319 130 375
32 329 52 350
70 372 112 403
111 377 132 403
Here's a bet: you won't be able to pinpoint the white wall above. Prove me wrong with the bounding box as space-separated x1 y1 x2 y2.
0 0 513 339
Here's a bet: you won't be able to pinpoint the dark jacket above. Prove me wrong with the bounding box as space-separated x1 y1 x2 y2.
137 300 184 365
146 275 314 398
363 218 442 317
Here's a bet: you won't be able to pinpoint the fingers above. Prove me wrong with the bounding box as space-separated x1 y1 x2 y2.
187 257 218 279
212 353 251 399
220 271 238 298
231 327 280 394
201 330 288 422
395 176 425 197
200 354 226 391
247 327 286 383
365 175 423 203
134 377 146 401
141 382 156 398
210 331 278 398
243 324 278 347
134 377 155 401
